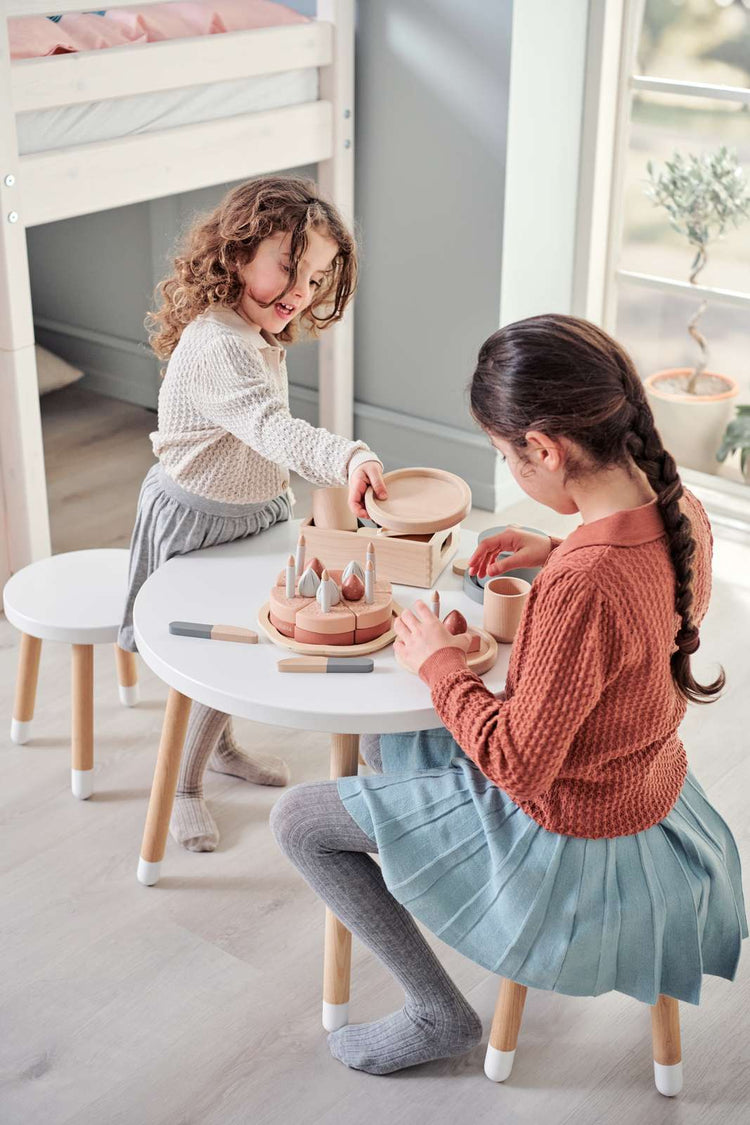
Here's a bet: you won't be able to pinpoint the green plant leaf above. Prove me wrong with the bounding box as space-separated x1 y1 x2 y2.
717 410 750 462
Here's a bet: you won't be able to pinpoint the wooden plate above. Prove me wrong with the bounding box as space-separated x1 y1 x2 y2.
395 626 498 677
257 602 403 657
364 468 472 535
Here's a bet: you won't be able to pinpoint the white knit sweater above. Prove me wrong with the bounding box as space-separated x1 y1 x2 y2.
151 307 377 503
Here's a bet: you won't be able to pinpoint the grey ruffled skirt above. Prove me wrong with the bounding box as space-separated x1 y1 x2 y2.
118 463 291 652
339 729 747 1006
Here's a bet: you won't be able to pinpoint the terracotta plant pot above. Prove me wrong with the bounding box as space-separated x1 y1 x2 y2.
644 369 738 475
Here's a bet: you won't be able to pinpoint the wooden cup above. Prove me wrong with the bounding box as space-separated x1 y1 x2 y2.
312 486 358 531
483 576 531 643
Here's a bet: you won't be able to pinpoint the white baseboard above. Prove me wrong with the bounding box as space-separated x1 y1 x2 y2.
34 317 158 410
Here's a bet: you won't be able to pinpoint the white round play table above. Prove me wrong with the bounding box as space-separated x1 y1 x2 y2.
133 518 508 1029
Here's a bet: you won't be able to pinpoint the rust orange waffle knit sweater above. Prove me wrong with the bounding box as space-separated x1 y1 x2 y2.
419 490 713 838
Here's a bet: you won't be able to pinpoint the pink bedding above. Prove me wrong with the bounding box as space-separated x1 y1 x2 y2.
9 2 308 59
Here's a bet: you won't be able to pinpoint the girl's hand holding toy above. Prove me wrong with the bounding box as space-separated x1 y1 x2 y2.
468 526 552 580
394 601 473 675
348 459 388 519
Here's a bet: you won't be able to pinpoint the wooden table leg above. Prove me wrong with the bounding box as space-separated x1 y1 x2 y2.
71 644 94 800
11 633 42 745
322 732 360 1031
137 687 192 886
114 644 139 707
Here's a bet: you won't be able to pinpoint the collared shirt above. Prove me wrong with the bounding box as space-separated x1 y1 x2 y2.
554 496 667 557
421 490 714 839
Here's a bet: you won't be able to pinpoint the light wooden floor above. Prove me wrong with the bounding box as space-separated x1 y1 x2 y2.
0 388 747 1124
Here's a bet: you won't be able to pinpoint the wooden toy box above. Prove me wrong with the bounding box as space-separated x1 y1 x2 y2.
300 518 460 588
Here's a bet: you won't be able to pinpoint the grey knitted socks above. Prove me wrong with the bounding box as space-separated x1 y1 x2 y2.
209 718 290 787
169 704 229 852
170 709 291 852
328 1002 482 1075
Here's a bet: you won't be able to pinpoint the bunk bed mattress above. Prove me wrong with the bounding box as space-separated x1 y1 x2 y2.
16 67 319 155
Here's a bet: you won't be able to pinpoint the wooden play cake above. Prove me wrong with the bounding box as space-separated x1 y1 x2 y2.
269 539 393 647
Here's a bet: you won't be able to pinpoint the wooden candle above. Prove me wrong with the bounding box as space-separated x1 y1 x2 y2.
364 558 375 605
285 554 296 599
295 533 306 577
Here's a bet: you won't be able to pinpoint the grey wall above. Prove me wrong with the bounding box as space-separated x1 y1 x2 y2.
27 170 321 416
28 0 512 509
352 0 511 508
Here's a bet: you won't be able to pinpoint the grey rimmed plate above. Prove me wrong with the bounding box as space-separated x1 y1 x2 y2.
462 525 547 605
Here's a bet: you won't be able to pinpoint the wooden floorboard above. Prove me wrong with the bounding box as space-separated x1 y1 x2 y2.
0 387 746 1123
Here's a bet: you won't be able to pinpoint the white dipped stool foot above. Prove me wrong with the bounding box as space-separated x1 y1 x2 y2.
137 857 161 886
484 1044 516 1082
119 683 139 707
10 718 32 745
71 768 93 800
322 1001 349 1031
654 1060 683 1096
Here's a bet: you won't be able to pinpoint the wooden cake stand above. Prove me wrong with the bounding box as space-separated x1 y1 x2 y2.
257 602 404 657
395 625 498 677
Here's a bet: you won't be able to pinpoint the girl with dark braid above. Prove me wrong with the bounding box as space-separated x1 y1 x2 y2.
272 315 745 1078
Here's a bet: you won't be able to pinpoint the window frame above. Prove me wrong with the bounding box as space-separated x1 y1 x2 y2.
575 0 750 522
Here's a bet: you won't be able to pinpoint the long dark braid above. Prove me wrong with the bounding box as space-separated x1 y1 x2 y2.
622 388 724 703
470 313 725 705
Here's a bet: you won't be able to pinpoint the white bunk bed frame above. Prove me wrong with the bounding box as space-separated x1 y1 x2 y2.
0 0 354 586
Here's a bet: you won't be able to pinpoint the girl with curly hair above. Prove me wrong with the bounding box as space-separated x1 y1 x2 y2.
272 315 745 1079
119 176 385 853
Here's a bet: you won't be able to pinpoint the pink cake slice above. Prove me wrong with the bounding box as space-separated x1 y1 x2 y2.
269 562 393 647
295 600 356 646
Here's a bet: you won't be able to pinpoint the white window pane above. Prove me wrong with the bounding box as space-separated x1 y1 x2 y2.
638 0 750 88
620 91 750 292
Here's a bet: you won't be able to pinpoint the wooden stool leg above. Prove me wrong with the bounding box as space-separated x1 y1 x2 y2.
11 633 42 744
322 732 360 1031
651 994 682 1096
484 978 528 1082
137 688 192 886
114 644 139 707
71 644 94 799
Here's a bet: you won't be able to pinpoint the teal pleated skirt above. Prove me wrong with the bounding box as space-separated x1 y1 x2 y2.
338 729 747 1006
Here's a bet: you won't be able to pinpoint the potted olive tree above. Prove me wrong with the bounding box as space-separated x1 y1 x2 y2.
644 147 750 473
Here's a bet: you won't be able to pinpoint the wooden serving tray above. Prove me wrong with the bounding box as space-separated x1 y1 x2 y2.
257 602 403 657
299 517 459 589
394 626 498 677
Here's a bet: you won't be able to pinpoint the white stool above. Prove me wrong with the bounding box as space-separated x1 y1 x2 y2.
3 549 139 799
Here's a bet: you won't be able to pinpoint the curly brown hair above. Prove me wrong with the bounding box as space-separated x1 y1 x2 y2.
470 314 725 706
147 176 357 360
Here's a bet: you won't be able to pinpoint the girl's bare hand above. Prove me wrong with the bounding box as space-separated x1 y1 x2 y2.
394 601 472 675
468 527 552 581
349 460 387 519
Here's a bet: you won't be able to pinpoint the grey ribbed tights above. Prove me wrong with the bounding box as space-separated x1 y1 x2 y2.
269 735 482 1075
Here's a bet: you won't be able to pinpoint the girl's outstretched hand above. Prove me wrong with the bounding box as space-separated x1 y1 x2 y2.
349 460 387 519
394 601 472 675
468 527 552 581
